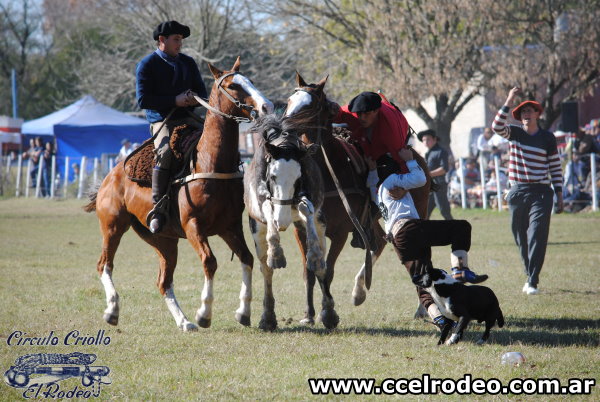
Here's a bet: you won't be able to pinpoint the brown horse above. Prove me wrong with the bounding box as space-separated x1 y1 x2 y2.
284 72 431 323
84 57 274 331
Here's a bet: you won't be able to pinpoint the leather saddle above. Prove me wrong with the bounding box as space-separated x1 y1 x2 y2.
124 124 202 186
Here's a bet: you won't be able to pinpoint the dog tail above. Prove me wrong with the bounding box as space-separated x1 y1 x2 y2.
496 306 505 328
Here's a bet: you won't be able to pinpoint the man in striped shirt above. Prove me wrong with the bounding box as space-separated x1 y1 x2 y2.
492 87 563 295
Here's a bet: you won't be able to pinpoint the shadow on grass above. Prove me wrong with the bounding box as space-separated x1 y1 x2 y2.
467 317 600 347
275 325 432 338
547 240 600 245
271 318 599 347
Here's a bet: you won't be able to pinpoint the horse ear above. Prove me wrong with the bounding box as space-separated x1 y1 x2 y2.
208 63 223 79
316 75 329 92
232 56 241 72
295 70 308 88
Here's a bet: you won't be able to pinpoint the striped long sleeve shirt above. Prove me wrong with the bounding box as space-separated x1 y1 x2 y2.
492 105 562 192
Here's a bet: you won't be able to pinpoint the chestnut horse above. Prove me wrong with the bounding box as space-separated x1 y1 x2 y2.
284 73 432 321
84 57 274 331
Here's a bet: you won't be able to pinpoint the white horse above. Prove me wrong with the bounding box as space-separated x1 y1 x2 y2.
244 115 338 330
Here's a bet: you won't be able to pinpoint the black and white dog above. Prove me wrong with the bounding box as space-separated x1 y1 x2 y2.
412 267 504 345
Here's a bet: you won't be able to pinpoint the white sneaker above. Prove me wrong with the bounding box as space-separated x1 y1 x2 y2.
522 282 530 293
526 286 539 295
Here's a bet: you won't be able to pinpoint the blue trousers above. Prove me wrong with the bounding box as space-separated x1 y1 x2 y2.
507 184 554 287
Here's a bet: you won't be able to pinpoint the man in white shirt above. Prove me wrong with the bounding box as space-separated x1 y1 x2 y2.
367 148 488 328
116 138 133 163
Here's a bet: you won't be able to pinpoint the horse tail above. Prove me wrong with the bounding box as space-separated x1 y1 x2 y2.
83 191 97 212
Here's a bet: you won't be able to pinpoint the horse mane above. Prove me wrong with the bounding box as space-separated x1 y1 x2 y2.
282 100 330 144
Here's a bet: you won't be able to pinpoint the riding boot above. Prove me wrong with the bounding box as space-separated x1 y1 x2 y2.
148 167 170 234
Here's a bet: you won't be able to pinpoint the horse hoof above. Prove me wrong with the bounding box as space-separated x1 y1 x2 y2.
267 254 287 269
181 322 199 332
103 313 119 326
235 313 251 327
299 317 315 326
352 288 367 306
259 314 278 331
196 317 212 328
476 338 486 346
320 309 340 329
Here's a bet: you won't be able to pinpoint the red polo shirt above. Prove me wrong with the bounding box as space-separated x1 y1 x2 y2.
334 99 410 172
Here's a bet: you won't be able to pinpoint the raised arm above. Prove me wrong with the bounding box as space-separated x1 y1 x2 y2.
492 87 520 139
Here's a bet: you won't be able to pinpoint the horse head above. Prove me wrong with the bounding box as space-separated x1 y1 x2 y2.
207 56 274 122
283 71 337 144
261 124 313 231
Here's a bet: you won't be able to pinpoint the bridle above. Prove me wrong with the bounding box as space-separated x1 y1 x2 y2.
194 72 259 124
263 131 307 207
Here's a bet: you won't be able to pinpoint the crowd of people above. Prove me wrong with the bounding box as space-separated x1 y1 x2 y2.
20 136 56 197
431 118 600 213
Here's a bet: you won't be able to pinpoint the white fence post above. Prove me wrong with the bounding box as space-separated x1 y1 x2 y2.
479 156 487 210
494 155 502 212
15 154 23 197
50 155 56 199
35 157 44 198
64 156 70 199
77 156 87 199
25 159 32 198
459 157 467 209
109 158 114 172
93 157 99 184
591 153 597 212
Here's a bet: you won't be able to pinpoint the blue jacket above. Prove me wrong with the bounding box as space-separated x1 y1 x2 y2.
136 50 208 123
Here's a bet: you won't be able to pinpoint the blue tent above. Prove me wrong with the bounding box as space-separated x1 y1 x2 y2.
22 95 149 158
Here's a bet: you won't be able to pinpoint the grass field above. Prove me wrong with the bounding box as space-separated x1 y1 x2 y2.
0 198 599 400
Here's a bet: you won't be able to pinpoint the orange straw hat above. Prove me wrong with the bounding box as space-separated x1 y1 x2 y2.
512 100 543 120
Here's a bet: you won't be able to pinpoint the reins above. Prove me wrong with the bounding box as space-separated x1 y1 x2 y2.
305 90 372 289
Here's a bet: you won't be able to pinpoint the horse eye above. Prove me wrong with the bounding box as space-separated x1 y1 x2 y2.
229 83 241 90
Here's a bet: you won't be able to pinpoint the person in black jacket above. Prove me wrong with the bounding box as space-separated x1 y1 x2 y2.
419 129 454 220
136 20 208 233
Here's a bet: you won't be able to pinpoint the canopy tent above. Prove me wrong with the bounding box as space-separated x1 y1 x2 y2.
21 95 149 154
21 95 149 179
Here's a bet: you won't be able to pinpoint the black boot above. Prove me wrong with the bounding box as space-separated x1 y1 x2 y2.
148 167 170 234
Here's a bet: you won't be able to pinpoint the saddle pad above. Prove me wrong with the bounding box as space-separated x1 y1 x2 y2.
332 126 366 176
124 124 202 186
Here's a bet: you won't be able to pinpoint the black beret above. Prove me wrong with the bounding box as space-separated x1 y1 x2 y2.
153 21 190 41
417 129 438 142
349 92 382 113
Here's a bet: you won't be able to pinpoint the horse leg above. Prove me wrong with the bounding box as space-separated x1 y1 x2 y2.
219 226 254 326
262 200 286 269
352 221 387 306
183 220 218 328
250 217 278 331
314 214 339 329
96 213 130 326
293 222 315 326
130 224 197 331
297 198 326 277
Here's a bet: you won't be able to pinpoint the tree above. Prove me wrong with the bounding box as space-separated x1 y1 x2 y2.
260 0 495 148
482 0 600 128
42 0 301 111
0 0 68 119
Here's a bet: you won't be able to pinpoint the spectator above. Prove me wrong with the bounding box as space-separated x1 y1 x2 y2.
418 129 453 220
41 142 54 197
116 138 134 163
492 87 563 295
71 163 81 183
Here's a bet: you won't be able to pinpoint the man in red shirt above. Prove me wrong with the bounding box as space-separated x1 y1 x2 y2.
334 91 410 173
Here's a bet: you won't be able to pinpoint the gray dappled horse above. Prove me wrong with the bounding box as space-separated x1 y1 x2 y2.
244 115 339 330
